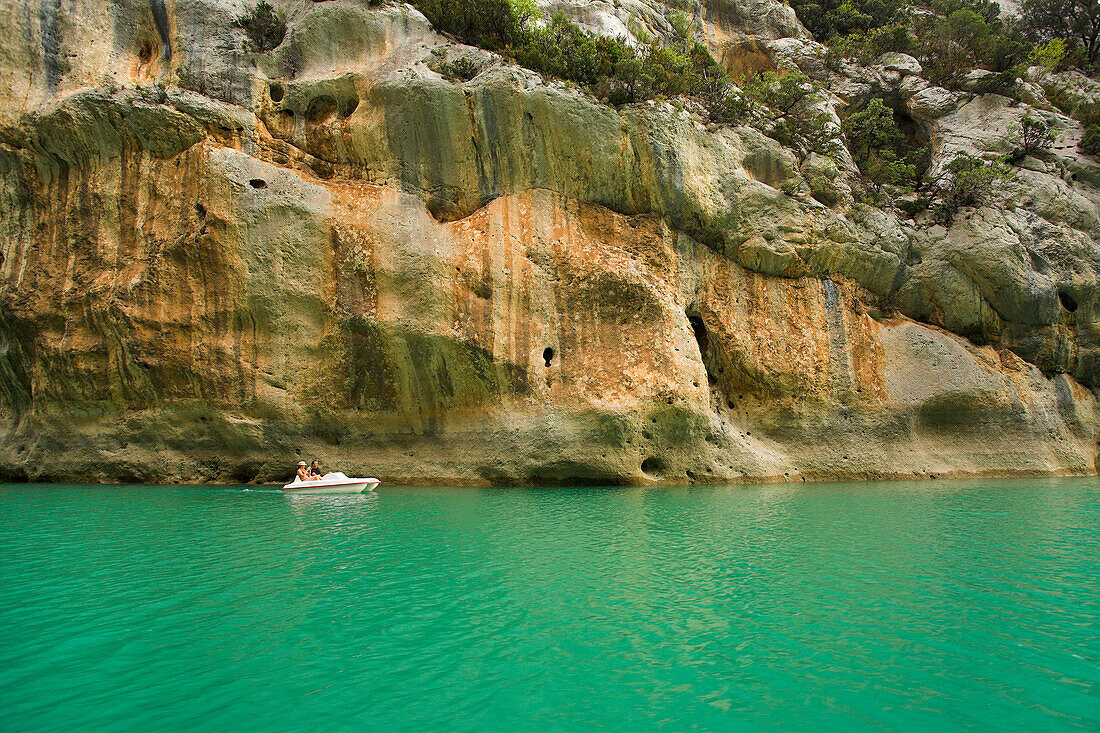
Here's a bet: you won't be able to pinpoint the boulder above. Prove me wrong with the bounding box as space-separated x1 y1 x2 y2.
876 52 922 77
907 86 961 121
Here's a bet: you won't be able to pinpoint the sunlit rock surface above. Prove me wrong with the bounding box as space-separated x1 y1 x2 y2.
1 0 1098 484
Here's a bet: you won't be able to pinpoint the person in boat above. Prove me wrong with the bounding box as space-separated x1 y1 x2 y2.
296 461 314 482
309 460 323 479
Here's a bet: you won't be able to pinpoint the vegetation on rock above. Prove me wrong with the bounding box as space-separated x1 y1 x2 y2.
930 153 1012 224
1028 38 1069 70
437 56 482 82
1020 0 1100 68
801 0 1100 83
1017 115 1056 156
736 71 839 163
841 98 920 191
236 0 287 53
414 1 734 113
412 0 843 170
1081 122 1100 155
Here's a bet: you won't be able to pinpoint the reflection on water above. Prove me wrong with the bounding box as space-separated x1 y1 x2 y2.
0 478 1097 732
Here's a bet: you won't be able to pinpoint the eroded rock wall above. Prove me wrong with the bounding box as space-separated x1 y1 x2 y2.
0 0 1097 484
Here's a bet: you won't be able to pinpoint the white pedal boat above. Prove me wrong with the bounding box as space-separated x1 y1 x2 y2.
282 472 380 494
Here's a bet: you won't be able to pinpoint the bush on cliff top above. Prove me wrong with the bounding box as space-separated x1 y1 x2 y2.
808 0 1100 78
415 1 732 115
1020 0 1100 70
738 71 841 164
411 0 844 164
805 0 1033 86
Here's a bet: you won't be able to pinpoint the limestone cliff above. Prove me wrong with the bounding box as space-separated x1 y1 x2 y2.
1 0 1098 484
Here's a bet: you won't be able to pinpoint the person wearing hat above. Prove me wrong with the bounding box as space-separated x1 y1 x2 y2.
295 461 313 482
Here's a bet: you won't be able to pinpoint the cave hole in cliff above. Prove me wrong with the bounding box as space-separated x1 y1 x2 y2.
306 96 338 125
543 347 554 367
249 179 267 189
269 82 284 102
0 466 29 483
687 314 716 386
195 202 206 219
1059 290 1079 313
138 40 157 65
688 315 709 352
641 456 666 477
895 109 931 178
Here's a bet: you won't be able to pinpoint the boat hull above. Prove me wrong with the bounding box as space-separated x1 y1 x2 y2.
281 473 380 494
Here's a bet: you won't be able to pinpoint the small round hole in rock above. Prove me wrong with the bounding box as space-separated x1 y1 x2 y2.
641 457 665 476
195 202 206 218
543 347 554 367
269 82 284 102
1059 290 1078 312
249 179 267 189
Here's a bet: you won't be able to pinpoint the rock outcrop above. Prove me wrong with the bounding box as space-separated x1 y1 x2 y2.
1 0 1098 484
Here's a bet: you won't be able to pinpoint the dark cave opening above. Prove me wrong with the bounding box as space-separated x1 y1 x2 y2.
641 456 666 476
1059 290 1079 313
543 347 554 367
688 315 709 354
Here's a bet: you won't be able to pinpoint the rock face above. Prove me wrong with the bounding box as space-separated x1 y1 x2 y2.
0 0 1098 485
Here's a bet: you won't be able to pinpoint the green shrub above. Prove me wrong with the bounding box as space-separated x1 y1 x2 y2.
918 9 992 85
1079 123 1100 155
790 0 899 41
439 57 482 81
1021 0 1100 69
1028 38 1068 69
414 0 529 51
841 98 920 189
741 71 841 162
1017 115 1056 156
237 0 287 53
932 153 1012 224
800 0 1030 82
412 1 736 117
826 23 915 66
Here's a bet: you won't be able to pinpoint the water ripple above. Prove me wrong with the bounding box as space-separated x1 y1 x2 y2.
0 479 1098 732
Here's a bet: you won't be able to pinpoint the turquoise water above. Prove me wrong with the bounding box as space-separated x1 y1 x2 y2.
0 479 1097 732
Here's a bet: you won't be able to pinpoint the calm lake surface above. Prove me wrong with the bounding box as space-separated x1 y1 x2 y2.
1 478 1097 732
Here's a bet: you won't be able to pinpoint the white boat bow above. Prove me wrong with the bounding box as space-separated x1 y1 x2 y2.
282 472 379 494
